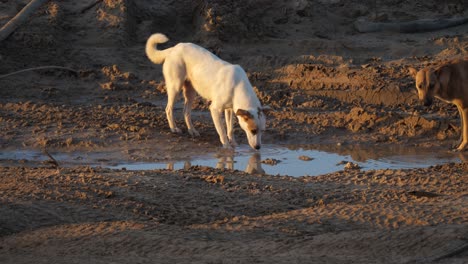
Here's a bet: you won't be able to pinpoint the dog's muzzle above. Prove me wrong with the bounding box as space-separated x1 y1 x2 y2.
423 97 433 107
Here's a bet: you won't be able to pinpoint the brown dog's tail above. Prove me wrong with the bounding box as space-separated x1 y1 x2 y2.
145 33 170 64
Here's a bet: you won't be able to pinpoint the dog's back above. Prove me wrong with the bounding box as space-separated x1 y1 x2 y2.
149 36 255 104
170 43 226 69
435 58 468 104
166 43 233 99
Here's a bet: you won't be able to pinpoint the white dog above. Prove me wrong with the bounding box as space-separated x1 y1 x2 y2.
145 33 268 150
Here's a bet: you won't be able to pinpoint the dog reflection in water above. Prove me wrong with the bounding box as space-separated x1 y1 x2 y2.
245 153 265 174
166 161 191 171
216 152 265 174
165 153 265 174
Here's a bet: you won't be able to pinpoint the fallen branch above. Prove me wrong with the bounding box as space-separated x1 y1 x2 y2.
43 149 59 168
0 66 79 79
354 16 468 33
432 243 468 262
80 0 103 14
0 0 49 42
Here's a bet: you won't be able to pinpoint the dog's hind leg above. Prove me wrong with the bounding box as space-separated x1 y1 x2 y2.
165 79 183 134
183 81 200 137
225 109 237 147
456 107 468 151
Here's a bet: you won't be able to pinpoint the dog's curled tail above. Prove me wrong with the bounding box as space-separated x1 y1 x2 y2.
145 33 170 64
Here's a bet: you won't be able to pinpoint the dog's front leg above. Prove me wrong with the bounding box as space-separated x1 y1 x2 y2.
454 105 464 148
210 106 231 148
456 107 468 151
225 109 238 147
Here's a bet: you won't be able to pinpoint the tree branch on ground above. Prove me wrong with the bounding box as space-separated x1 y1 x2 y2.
0 0 49 42
0 66 79 79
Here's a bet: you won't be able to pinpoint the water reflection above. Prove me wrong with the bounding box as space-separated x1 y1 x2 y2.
244 153 265 174
286 143 462 164
166 161 191 170
165 152 265 174
216 155 234 170
457 152 468 162
0 144 461 177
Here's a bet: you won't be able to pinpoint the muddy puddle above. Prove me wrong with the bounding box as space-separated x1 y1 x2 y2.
0 144 462 177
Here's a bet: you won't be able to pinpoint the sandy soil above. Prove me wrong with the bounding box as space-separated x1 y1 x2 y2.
0 0 467 263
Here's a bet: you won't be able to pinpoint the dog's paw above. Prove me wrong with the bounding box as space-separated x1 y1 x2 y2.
229 138 238 147
451 146 465 152
171 127 182 134
452 139 463 149
222 143 234 150
452 140 467 151
455 145 467 152
188 128 200 137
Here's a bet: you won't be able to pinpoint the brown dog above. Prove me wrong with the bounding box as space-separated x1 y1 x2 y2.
408 58 468 151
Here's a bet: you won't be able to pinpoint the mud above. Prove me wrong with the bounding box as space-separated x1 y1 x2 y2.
0 0 467 263
0 144 462 177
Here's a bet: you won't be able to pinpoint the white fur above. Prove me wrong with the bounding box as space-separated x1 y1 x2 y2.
146 33 267 150
145 34 169 64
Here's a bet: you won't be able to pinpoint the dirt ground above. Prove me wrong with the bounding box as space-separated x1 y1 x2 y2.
0 0 467 263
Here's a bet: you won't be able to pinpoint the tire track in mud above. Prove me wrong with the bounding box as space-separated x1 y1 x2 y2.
0 200 117 237
1 219 465 264
0 163 466 263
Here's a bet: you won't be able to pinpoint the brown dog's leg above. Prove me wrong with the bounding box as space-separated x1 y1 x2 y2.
456 107 468 151
454 105 464 148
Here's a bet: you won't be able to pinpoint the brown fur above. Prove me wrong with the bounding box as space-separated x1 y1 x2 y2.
245 118 258 133
409 58 468 150
236 109 258 133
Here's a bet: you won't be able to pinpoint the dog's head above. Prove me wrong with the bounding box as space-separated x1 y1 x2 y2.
236 107 270 150
408 67 439 106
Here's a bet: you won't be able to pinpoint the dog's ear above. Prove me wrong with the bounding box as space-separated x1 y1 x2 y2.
408 67 418 78
236 109 253 120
